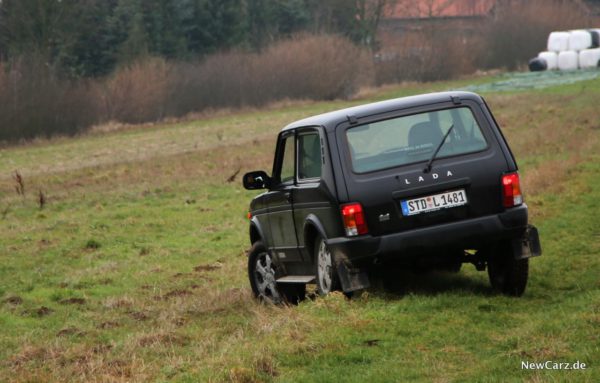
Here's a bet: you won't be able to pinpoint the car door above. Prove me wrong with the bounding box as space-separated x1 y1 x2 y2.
263 131 302 262
293 128 339 261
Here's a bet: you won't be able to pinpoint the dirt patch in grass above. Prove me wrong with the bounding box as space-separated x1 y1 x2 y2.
34 306 53 317
57 327 85 337
172 272 190 278
91 344 113 354
97 321 120 329
60 297 86 305
38 238 51 247
3 295 23 305
362 339 380 347
172 317 188 327
194 263 222 273
128 311 150 321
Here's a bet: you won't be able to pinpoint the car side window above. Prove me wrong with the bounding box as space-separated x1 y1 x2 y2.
298 132 322 180
279 136 295 183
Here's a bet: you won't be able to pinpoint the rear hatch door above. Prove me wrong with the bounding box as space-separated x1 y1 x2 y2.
337 99 510 236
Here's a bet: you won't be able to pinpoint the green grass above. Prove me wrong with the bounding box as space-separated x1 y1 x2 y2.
1 73 599 382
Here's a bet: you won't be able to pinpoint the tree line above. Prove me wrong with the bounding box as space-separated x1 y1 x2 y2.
0 0 389 78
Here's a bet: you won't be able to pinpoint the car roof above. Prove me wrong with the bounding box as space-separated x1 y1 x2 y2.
281 91 483 132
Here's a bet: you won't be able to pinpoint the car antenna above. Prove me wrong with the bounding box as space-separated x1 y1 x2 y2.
424 124 454 174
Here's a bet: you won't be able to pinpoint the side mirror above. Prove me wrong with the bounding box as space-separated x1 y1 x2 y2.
243 170 271 190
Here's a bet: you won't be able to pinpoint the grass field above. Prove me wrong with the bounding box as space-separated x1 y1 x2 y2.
1 73 599 382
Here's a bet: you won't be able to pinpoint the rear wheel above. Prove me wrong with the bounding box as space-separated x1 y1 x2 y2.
314 236 340 296
248 241 305 304
487 241 529 296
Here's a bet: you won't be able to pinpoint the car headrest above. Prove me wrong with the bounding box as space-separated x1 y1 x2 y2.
408 122 443 147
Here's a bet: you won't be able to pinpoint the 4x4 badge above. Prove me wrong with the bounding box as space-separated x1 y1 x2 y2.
403 170 453 185
379 213 390 222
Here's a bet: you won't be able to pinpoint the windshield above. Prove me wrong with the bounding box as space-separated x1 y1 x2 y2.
346 107 487 173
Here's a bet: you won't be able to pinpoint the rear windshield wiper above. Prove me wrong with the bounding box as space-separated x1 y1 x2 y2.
424 124 454 174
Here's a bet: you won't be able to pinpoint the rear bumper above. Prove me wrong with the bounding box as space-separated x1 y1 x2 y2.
327 204 529 264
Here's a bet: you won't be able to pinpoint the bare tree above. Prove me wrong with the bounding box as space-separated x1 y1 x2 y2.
355 0 397 49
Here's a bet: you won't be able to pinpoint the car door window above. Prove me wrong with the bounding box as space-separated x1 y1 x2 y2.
298 132 322 180
279 136 295 183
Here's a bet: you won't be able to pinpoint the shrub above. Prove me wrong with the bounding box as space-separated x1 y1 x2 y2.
102 57 173 124
168 34 373 116
0 34 373 142
0 56 99 142
374 28 475 84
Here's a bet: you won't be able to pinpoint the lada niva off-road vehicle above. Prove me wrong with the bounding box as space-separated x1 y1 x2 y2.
243 91 541 304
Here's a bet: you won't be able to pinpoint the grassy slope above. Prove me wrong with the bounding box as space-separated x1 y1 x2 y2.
0 74 599 382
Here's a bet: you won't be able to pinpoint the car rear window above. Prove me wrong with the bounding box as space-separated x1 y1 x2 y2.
346 107 487 173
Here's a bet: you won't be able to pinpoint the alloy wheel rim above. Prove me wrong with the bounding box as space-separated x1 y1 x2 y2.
254 252 280 303
317 241 333 293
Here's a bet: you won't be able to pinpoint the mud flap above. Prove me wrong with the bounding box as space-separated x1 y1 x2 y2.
335 259 370 293
512 225 542 260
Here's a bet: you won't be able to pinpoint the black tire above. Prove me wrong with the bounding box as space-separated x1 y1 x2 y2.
487 242 529 296
314 236 340 296
248 241 305 304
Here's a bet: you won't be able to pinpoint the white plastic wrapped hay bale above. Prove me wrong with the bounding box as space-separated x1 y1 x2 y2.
547 31 570 52
590 29 600 48
558 51 579 70
538 51 558 70
579 48 600 69
568 30 593 51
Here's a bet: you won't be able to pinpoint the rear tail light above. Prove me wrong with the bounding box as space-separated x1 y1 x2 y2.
341 203 368 236
502 172 523 208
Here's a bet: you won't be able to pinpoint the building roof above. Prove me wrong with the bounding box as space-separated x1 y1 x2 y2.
385 0 496 20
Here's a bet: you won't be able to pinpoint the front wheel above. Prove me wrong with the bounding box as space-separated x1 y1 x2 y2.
314 237 340 296
248 241 306 304
487 242 529 296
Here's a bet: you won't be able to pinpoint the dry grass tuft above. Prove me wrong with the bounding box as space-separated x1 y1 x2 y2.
128 311 150 322
103 296 134 309
137 332 190 347
57 327 85 337
13 170 25 196
97 321 120 330
9 345 63 368
253 356 279 378
522 156 582 197
162 289 193 300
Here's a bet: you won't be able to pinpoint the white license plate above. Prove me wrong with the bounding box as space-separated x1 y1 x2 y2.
401 189 467 216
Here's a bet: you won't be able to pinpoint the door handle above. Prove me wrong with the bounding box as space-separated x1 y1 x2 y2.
284 192 292 203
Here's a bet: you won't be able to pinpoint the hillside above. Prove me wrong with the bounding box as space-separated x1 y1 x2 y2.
1 73 599 382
